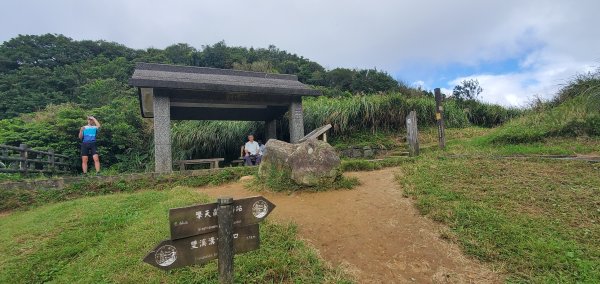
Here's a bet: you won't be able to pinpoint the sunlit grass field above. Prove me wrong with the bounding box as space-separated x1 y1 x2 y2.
0 187 352 283
397 126 600 283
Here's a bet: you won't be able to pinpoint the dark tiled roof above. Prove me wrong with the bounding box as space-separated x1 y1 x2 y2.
129 63 321 96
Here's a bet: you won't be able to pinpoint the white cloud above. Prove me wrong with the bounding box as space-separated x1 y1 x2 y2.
450 49 598 107
1 0 599 106
412 80 427 89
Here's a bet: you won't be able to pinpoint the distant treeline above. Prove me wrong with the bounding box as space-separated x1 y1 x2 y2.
0 34 405 119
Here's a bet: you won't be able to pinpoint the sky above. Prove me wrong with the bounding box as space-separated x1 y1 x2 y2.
1 0 599 107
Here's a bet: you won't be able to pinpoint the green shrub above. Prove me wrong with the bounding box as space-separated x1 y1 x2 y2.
485 74 600 144
341 157 415 172
459 100 521 127
0 167 256 211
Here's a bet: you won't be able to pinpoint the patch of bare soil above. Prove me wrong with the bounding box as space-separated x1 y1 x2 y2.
201 168 502 283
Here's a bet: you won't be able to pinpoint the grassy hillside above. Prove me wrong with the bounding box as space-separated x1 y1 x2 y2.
396 75 600 282
399 153 599 283
483 72 600 145
0 187 351 283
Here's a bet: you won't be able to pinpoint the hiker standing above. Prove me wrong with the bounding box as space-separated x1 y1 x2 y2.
78 116 101 174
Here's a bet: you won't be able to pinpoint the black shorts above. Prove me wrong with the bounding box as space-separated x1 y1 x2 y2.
81 142 98 156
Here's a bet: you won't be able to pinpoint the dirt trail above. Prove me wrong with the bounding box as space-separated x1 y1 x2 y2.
201 168 501 283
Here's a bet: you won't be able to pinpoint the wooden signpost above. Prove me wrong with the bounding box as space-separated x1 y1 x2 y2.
434 88 446 149
144 196 276 283
406 110 419 156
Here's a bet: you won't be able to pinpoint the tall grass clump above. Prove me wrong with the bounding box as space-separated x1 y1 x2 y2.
459 100 522 127
302 93 470 136
169 92 518 160
484 70 600 144
171 120 263 161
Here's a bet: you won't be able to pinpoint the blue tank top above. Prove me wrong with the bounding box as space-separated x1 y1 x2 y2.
82 125 99 143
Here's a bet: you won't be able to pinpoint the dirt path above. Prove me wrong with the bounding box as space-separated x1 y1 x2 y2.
201 168 501 283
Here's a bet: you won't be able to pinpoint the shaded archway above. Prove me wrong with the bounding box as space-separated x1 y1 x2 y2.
129 63 321 173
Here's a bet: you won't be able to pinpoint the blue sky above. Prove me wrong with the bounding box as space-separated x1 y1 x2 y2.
1 0 598 106
399 56 524 89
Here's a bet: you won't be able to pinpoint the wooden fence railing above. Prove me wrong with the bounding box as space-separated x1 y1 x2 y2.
0 144 72 174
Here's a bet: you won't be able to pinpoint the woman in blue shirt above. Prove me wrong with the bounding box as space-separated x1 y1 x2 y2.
78 116 101 174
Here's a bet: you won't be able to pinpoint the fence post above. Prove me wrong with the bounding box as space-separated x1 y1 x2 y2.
58 156 64 172
434 88 446 150
48 149 55 173
406 111 420 156
19 143 28 175
217 197 234 284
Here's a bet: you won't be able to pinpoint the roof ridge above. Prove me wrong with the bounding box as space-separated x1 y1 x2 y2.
135 62 298 81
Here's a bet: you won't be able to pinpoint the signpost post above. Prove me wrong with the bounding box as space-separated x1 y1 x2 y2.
405 110 419 156
144 196 276 283
434 88 446 150
218 197 234 284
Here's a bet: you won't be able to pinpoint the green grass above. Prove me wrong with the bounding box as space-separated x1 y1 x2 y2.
0 187 352 283
438 128 600 157
0 167 257 211
340 156 415 172
391 83 600 282
329 130 402 150
396 126 600 283
483 74 599 145
0 172 58 182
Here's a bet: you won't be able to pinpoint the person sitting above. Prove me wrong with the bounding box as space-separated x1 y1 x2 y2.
244 134 261 166
257 140 266 157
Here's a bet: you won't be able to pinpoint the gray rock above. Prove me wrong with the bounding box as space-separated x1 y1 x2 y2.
351 149 363 158
341 149 352 158
363 149 375 158
259 139 341 186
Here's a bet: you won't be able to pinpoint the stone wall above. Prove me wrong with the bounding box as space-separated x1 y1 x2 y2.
0 168 225 191
339 145 387 159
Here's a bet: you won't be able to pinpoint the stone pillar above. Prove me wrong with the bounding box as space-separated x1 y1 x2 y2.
289 99 304 143
265 120 277 141
153 94 172 173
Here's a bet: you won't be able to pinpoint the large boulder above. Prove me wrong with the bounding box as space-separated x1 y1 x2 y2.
259 139 341 186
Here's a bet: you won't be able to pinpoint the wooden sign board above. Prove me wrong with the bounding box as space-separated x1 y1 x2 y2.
169 196 275 240
144 224 259 270
298 124 332 143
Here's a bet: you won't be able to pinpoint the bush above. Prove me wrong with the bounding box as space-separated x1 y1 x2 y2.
460 100 521 127
0 96 152 173
341 157 415 172
0 167 256 211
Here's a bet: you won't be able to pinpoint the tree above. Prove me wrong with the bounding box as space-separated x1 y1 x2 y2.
164 43 196 65
452 79 483 101
232 60 278 73
350 69 399 93
325 68 355 91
